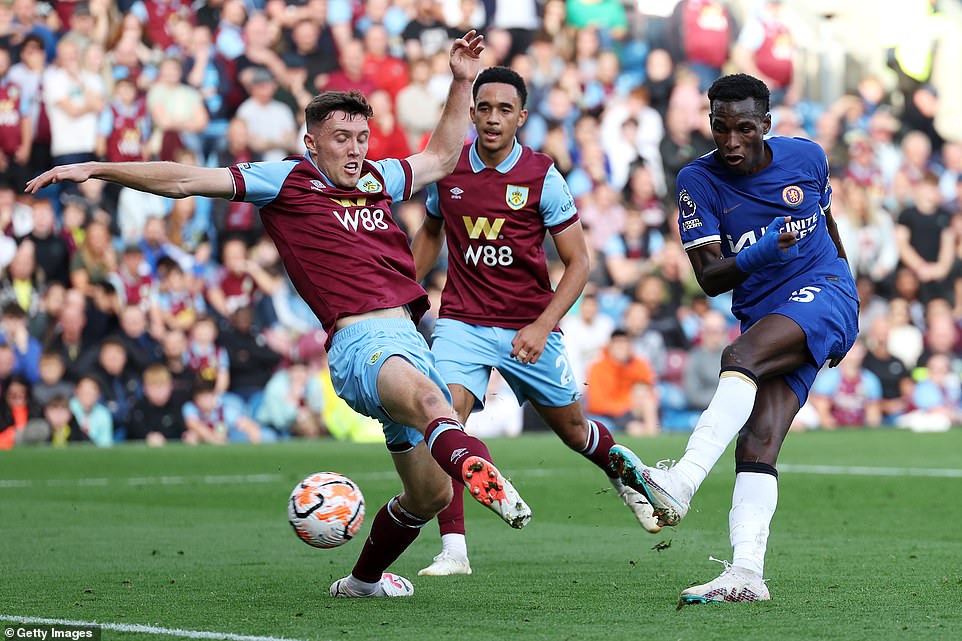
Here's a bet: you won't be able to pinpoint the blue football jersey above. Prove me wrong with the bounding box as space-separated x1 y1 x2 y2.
677 136 857 323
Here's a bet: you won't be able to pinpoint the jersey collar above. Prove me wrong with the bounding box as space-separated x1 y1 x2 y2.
469 138 523 174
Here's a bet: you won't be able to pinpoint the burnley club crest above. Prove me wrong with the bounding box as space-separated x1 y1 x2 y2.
506 185 529 211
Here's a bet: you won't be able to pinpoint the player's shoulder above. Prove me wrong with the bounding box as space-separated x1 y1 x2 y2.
524 145 555 168
679 151 720 181
770 135 826 161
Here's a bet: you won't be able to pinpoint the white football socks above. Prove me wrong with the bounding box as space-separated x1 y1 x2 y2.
441 533 468 558
729 472 778 578
671 372 758 495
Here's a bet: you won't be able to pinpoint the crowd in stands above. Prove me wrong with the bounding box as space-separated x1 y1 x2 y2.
1 0 961 449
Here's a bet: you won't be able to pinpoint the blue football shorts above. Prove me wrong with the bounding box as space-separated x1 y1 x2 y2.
743 269 859 407
431 318 582 411
327 318 451 451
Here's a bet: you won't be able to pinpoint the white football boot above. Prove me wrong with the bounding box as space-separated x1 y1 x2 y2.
461 456 531 529
678 557 771 607
330 572 414 598
417 550 473 576
609 445 691 527
610 477 662 533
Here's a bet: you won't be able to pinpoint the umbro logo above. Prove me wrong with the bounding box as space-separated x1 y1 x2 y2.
310 180 326 192
450 447 469 464
450 187 464 199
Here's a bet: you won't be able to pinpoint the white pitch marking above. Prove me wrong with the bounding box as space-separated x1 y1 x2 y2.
1 464 960 491
0 615 314 641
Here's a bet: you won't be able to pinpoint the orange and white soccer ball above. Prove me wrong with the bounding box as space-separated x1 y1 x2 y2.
288 472 365 548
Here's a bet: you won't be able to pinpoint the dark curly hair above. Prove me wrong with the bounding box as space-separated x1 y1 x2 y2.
708 74 771 116
473 66 527 108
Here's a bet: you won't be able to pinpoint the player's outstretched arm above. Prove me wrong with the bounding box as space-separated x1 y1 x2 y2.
411 215 445 282
406 30 484 194
25 161 236 200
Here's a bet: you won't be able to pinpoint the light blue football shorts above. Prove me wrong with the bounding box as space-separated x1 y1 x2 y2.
327 318 451 451
431 318 582 411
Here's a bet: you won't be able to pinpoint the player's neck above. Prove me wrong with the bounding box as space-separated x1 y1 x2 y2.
476 142 513 169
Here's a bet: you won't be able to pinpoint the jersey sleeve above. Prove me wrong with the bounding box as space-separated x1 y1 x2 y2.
541 164 579 234
228 160 300 207
424 183 442 219
676 166 721 251
815 144 832 209
371 158 414 202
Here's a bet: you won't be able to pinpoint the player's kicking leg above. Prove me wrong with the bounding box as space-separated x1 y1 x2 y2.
677 378 794 606
330 443 448 598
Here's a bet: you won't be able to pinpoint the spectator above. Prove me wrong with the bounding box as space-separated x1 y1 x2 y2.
96 76 149 163
153 257 204 332
362 24 409 99
561 291 614 386
835 177 899 286
33 350 74 406
585 329 659 436
235 67 297 161
70 219 117 295
667 0 737 91
682 310 728 411
42 394 90 446
861 316 913 424
69 375 113 447
603 208 664 289
366 89 411 162
117 304 162 372
891 131 933 211
185 315 229 394
732 0 800 105
0 239 42 318
0 46 33 192
89 336 141 437
182 379 268 444
128 363 189 445
27 198 71 287
45 296 87 378
403 0 457 60
219 307 282 404
146 56 209 161
396 58 441 152
160 328 194 404
110 244 155 310
321 39 377 97
256 359 324 438
0 302 41 383
896 171 955 303
634 274 688 349
206 236 279 320
43 35 105 168
897 353 960 432
7 34 49 182
0 374 40 449
809 341 883 429
622 300 668 377
886 297 925 370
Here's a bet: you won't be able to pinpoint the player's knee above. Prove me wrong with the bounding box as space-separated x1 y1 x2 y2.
414 387 452 422
721 341 759 373
735 430 775 462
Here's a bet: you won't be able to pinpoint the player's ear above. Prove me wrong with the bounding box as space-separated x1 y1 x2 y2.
304 131 315 154
762 113 772 135
518 108 528 127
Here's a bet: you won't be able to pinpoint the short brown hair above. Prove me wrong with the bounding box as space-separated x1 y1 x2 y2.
143 363 172 386
305 91 374 129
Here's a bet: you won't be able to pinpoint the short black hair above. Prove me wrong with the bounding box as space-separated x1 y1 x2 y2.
473 66 527 109
305 91 374 129
707 74 771 115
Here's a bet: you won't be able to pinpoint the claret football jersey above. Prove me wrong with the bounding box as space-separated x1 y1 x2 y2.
676 136 857 323
425 140 579 329
228 154 428 342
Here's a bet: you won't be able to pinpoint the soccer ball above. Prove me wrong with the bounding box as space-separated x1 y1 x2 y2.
288 472 365 549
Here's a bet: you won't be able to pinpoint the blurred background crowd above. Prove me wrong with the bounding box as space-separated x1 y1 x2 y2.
1 0 962 449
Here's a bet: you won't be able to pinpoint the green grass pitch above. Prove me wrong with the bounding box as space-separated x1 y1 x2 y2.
1 429 960 641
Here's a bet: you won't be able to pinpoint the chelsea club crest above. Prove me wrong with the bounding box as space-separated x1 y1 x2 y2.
506 185 529 210
782 185 804 207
